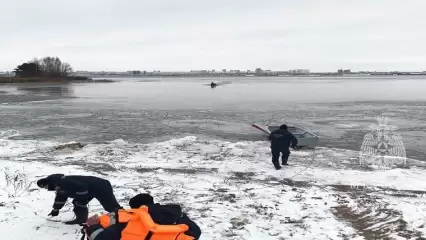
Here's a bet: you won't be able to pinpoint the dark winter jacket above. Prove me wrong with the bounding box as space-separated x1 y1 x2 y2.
86 223 125 240
37 174 113 211
268 128 298 151
86 203 202 240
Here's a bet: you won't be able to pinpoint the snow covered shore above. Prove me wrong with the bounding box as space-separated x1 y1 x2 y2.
1 133 426 239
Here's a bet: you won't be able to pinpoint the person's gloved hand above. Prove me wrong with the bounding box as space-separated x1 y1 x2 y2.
48 209 59 217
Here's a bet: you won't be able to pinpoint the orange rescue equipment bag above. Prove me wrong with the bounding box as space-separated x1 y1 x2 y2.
121 206 194 240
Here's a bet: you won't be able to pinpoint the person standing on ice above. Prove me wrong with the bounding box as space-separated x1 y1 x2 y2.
268 124 298 170
36 174 122 225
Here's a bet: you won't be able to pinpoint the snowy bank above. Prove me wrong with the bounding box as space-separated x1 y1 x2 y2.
1 133 426 239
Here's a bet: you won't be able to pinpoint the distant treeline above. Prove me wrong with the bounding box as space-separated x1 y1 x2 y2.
0 56 92 83
14 56 73 78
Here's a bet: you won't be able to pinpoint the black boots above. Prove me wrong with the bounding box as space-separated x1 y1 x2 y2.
273 162 281 170
64 206 88 225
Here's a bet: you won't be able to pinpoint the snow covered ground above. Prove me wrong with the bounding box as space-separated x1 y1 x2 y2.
1 131 426 239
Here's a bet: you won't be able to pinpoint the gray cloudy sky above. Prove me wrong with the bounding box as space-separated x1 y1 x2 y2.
0 0 425 72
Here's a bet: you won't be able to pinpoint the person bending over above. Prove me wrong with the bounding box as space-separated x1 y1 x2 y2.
37 174 121 225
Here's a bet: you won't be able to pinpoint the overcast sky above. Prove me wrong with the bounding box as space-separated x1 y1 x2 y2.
0 0 425 72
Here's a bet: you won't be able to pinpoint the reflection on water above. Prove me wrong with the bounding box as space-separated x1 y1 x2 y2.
0 83 76 104
17 84 74 97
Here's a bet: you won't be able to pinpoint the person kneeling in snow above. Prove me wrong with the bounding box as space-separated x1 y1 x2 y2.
82 193 201 240
37 174 122 225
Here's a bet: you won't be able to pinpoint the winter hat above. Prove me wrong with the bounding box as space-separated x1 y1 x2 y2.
129 193 154 208
280 124 288 130
37 178 48 188
37 174 64 189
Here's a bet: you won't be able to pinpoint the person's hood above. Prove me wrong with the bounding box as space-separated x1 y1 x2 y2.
37 174 65 191
147 203 183 224
46 174 65 183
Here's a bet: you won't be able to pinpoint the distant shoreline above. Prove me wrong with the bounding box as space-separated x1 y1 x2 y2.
87 73 426 78
1 74 424 83
0 76 115 83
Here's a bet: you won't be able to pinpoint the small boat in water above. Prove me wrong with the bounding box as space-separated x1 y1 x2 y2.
203 81 232 88
251 123 319 148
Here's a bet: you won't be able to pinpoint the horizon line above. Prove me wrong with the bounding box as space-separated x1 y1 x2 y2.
1 68 426 73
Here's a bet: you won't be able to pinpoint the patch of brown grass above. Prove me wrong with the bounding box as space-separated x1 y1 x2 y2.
331 186 426 240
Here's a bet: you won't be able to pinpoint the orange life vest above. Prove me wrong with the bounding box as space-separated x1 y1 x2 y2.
121 206 194 240
99 209 137 228
97 206 195 240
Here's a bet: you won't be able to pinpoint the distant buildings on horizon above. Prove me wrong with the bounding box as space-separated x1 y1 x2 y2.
1 68 426 77
0 71 12 76
68 68 426 77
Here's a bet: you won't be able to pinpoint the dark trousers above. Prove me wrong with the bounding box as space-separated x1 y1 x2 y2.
89 224 123 240
73 181 121 212
271 148 290 167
